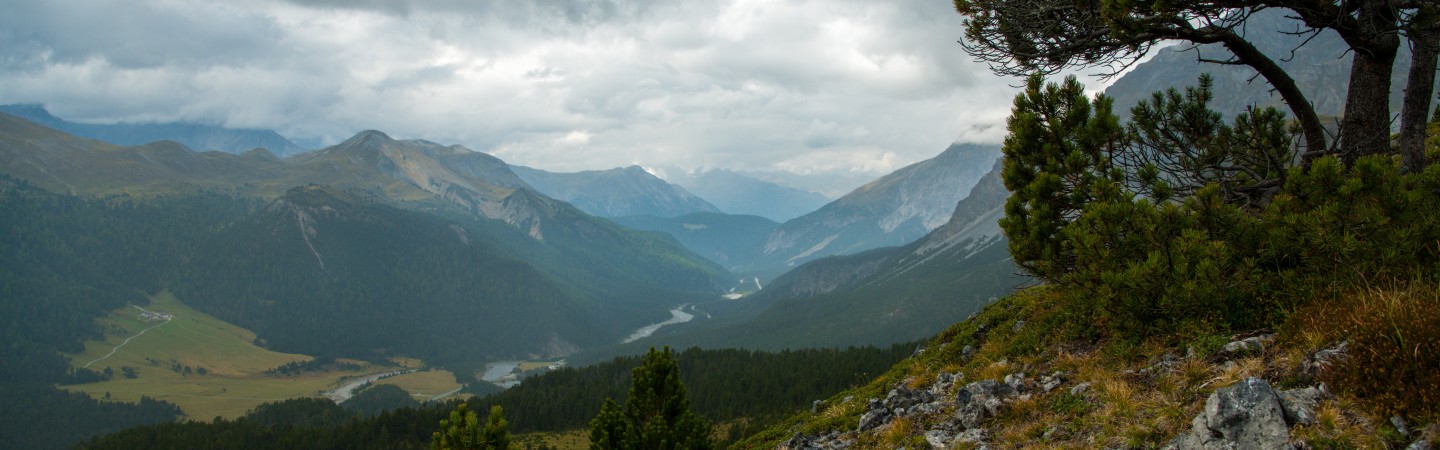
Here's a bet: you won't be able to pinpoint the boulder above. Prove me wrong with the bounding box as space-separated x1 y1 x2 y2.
1165 378 1294 450
1276 386 1325 426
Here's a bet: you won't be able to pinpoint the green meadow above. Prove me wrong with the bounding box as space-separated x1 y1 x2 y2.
61 291 386 419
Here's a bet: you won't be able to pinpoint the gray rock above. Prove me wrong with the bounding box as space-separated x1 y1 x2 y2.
1276 386 1324 426
1165 378 1294 450
1222 335 1273 355
857 408 891 432
1392 416 1410 437
1012 320 1025 331
812 399 826 414
1070 382 1092 397
961 345 976 358
950 428 990 448
1040 371 1066 392
1305 341 1348 376
859 399 892 432
924 430 953 449
1406 438 1433 450
954 380 1018 429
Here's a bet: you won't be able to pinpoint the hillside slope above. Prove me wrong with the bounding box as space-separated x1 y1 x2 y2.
755 143 1001 271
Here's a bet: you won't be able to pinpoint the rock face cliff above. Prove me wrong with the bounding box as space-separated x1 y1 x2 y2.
756 143 1002 270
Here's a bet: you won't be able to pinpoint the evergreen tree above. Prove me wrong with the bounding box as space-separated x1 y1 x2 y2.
432 403 510 450
998 74 1124 282
589 347 712 450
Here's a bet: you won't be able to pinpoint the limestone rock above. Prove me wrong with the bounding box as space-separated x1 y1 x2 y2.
1165 378 1294 450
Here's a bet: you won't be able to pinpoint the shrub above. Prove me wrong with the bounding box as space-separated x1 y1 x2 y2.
1325 282 1440 420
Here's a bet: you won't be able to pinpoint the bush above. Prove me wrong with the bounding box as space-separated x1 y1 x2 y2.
1325 282 1440 420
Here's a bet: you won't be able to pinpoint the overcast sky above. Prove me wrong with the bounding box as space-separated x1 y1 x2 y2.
1 0 1115 177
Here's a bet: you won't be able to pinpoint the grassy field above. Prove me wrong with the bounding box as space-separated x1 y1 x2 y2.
61 291 387 419
374 369 463 401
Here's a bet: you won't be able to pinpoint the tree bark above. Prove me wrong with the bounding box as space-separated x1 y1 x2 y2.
1399 9 1439 173
1339 0 1402 165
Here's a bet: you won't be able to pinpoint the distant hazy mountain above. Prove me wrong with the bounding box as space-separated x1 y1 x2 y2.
586 160 1024 353
0 104 309 157
1103 9 1424 120
665 169 831 223
509 165 720 218
610 212 780 271
755 143 1002 270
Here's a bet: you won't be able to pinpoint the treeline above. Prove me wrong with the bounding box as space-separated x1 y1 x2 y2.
84 344 913 449
266 356 363 376
0 178 257 449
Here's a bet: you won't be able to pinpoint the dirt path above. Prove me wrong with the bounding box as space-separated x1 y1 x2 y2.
82 316 172 369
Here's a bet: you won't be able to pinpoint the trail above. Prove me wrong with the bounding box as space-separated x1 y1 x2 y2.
82 316 172 369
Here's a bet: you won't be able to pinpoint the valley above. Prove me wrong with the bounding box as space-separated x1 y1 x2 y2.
58 292 408 419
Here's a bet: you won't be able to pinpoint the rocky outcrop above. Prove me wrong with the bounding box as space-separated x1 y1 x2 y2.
1165 378 1331 450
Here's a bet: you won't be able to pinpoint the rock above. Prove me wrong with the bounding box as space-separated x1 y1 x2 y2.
1222 335 1273 356
858 399 892 432
961 345 976 358
778 431 852 450
1165 378 1294 450
1003 372 1029 392
954 380 1018 429
1040 371 1066 392
1276 386 1325 426
1305 341 1348 376
1070 382 1092 397
812 399 826 414
924 430 953 449
1393 416 1411 437
1013 320 1025 331
1406 438 1433 450
950 428 990 448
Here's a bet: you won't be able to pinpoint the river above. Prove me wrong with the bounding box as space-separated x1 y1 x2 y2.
621 306 695 344
322 368 416 403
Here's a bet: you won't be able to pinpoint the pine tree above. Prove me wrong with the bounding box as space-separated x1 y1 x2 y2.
432 403 511 450
998 74 1124 282
589 347 712 450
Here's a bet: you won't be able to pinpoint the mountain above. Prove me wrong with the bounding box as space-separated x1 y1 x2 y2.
0 114 733 353
510 165 720 218
172 185 605 362
664 169 832 222
0 104 309 157
754 143 1002 270
1103 9 1426 120
609 212 780 272
576 160 1023 356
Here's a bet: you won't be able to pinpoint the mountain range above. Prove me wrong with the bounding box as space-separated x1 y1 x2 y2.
509 164 721 218
0 111 730 364
663 168 833 223
573 159 1023 361
0 104 310 157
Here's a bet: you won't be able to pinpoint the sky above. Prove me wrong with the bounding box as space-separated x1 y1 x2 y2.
1 0 1117 178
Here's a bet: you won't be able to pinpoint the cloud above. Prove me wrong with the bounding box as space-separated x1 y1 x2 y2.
0 0 1090 177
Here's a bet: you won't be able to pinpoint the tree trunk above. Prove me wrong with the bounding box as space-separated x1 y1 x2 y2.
1339 1 1402 166
1399 9 1439 173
